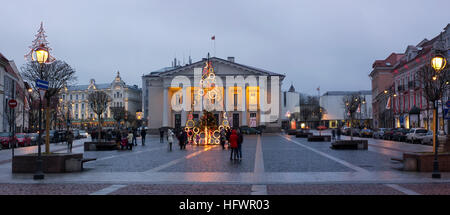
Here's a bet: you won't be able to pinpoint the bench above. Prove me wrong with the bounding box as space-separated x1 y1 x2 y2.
331 140 368 150
81 158 97 170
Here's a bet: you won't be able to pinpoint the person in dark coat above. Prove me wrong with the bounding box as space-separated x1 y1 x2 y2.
332 129 336 141
336 127 342 140
237 129 243 161
160 128 164 143
141 128 146 146
132 128 138 146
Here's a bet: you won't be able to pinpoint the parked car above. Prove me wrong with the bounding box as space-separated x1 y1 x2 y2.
373 128 387 139
360 129 373 138
392 128 409 142
0 132 15 149
79 130 88 138
350 128 361 137
42 130 56 143
240 126 262 134
341 127 351 135
418 130 447 145
382 128 395 140
26 133 39 145
406 128 428 144
16 133 31 147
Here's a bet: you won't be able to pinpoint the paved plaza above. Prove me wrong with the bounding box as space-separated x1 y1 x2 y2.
1 132 450 195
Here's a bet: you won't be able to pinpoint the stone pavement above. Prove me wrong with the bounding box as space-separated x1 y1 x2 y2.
0 133 450 195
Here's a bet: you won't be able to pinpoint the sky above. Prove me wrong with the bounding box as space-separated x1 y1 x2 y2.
1 0 449 95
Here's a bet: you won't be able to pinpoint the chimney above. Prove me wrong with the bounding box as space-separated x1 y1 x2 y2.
227 57 235 63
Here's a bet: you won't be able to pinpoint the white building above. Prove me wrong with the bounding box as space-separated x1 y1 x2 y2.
62 72 142 128
281 84 300 129
320 90 372 128
142 56 285 133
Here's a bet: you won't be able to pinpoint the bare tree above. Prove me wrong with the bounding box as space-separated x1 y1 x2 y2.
20 60 76 152
88 91 110 141
343 93 362 140
110 106 126 129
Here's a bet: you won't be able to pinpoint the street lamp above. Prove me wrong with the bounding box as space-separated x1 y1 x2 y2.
430 54 447 179
431 54 447 73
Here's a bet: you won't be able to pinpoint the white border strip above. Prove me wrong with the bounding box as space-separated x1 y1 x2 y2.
385 184 421 195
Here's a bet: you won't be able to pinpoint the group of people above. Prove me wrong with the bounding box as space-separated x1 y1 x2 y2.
114 128 147 150
159 127 244 161
226 128 244 161
331 127 342 141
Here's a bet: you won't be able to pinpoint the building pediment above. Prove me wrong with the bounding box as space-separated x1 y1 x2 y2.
156 57 284 78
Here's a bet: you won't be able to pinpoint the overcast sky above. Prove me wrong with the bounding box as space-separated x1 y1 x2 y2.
1 0 449 95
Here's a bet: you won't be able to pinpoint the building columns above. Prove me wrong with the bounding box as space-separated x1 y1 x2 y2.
162 87 168 127
242 85 247 126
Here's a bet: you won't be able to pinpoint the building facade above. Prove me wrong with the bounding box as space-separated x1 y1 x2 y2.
320 91 372 128
372 24 450 131
142 56 285 133
62 72 142 128
0 53 28 133
281 84 300 129
370 53 404 128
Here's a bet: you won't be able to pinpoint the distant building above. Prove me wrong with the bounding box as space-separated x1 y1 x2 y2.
62 72 142 128
320 91 372 128
281 84 300 129
370 53 404 128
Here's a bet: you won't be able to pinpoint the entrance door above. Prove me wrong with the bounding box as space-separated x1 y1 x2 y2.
233 113 240 128
175 114 181 130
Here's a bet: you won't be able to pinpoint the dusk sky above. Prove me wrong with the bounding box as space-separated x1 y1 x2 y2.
1 0 449 95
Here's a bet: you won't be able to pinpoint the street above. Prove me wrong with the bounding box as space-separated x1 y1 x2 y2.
0 132 449 195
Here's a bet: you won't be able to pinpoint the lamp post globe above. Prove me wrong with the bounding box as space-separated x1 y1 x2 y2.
32 45 49 64
431 54 447 73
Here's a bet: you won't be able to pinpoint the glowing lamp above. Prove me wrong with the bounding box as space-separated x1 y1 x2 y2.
431 55 447 72
384 90 388 94
33 45 49 64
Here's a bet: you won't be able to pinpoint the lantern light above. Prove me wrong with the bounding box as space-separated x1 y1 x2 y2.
33 44 49 64
431 55 447 72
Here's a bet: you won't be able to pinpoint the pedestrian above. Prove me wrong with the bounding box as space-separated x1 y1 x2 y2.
167 129 174 151
141 128 146 146
67 130 73 153
160 128 164 143
332 129 336 141
196 133 200 145
229 129 239 160
182 130 187 150
133 128 138 146
237 129 243 161
220 129 226 150
179 130 186 150
115 130 122 149
337 127 342 140
127 131 133 150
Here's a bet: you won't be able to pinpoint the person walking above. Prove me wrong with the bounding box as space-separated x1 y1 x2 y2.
336 127 342 141
141 128 146 146
67 130 73 153
160 128 164 143
115 130 122 149
237 129 243 161
220 129 226 150
132 128 138 146
127 131 133 150
167 129 174 151
331 129 336 142
229 129 239 160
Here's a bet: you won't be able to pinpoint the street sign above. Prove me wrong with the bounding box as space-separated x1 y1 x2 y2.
36 79 49 90
8 99 17 108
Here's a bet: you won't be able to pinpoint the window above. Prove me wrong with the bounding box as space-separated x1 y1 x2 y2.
82 103 85 109
284 92 287 107
76 94 78 100
82 94 84 100
70 95 72 100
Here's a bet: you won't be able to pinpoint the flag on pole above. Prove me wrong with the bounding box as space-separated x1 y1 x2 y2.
386 96 391 110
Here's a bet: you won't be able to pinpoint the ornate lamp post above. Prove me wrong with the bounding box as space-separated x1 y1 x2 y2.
430 54 447 179
25 22 56 180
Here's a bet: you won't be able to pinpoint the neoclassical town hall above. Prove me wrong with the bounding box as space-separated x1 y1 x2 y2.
142 56 285 132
